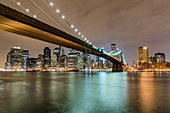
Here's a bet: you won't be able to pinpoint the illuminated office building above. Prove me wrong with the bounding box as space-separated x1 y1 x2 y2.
5 47 30 70
154 52 165 63
21 50 30 69
53 47 60 65
51 55 57 67
53 47 60 56
60 46 65 56
36 54 44 68
44 47 51 68
67 49 80 69
100 47 105 64
78 54 84 69
59 55 67 68
82 53 88 69
138 46 149 68
149 52 166 68
27 58 37 70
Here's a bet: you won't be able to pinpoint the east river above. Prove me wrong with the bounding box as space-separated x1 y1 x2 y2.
0 72 170 113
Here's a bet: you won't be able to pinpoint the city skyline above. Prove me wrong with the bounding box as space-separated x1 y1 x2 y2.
0 1 170 113
3 44 169 69
1 0 170 68
4 46 117 71
0 31 169 68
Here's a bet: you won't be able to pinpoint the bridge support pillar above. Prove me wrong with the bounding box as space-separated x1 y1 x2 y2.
112 63 123 72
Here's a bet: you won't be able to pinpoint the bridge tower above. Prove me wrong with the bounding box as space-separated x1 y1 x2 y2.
112 62 123 72
110 50 124 72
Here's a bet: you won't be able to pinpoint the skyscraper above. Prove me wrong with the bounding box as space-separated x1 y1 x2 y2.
98 60 103 69
100 47 105 64
59 46 61 55
51 55 57 67
21 50 30 69
59 55 67 68
36 54 44 69
59 46 65 56
5 47 30 70
58 47 67 68
61 48 65 56
5 53 11 69
67 49 80 70
138 46 149 68
82 53 88 69
149 52 166 68
53 47 59 56
154 52 165 63
79 54 84 69
53 47 60 66
27 58 37 70
111 44 116 51
44 47 51 68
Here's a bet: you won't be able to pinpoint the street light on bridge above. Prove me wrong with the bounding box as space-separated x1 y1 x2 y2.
25 9 29 12
78 32 81 35
74 29 78 32
33 15 37 18
71 25 74 28
50 2 54 7
17 2 20 6
62 15 65 19
56 9 60 13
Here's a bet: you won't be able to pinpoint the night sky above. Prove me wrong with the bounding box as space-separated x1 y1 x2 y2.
0 0 170 68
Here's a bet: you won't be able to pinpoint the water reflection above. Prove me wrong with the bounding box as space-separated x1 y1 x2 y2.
127 72 170 113
0 72 170 113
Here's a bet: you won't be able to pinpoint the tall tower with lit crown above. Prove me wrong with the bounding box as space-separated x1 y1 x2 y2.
138 46 149 68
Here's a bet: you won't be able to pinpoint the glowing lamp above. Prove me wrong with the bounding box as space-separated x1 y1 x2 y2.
50 2 53 7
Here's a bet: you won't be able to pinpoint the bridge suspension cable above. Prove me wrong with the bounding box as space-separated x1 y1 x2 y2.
12 0 69 33
12 0 37 19
28 0 68 33
44 0 93 45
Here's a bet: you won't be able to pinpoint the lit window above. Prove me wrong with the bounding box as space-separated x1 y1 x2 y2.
143 46 147 49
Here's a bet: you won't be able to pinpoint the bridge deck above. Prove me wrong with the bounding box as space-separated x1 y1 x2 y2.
0 3 120 64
